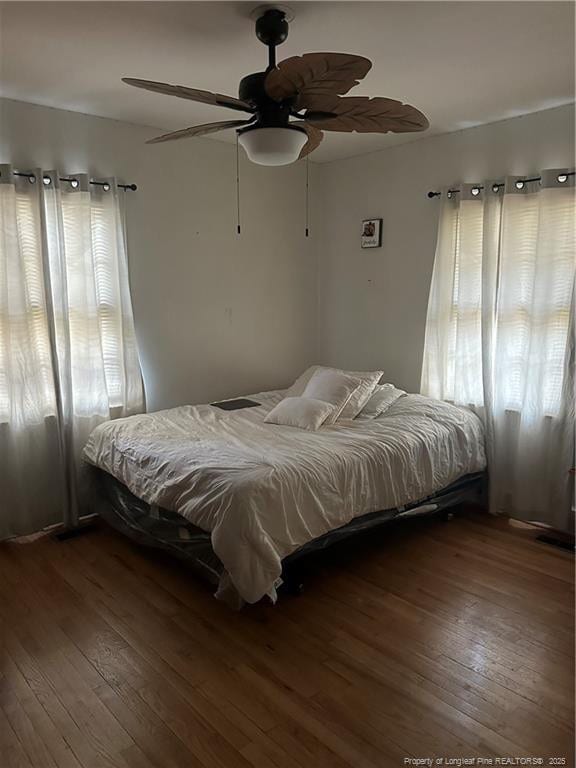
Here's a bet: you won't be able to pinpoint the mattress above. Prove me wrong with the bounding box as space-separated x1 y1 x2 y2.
83 390 486 603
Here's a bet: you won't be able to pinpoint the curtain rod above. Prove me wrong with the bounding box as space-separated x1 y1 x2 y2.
8 170 137 191
427 171 575 198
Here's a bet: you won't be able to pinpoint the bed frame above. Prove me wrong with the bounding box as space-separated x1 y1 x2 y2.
280 472 485 593
89 467 486 600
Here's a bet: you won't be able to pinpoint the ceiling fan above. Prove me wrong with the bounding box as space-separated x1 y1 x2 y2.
123 5 429 166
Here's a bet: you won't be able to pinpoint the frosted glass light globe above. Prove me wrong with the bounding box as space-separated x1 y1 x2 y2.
238 127 308 166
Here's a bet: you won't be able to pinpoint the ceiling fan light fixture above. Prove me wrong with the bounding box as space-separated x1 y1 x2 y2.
238 126 307 166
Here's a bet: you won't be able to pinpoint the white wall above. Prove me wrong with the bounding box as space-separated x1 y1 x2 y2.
316 104 575 393
0 97 320 411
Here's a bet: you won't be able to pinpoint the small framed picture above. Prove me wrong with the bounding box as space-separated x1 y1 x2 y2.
361 218 382 248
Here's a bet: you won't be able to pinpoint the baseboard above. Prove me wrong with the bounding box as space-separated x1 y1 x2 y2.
53 515 99 541
535 532 574 552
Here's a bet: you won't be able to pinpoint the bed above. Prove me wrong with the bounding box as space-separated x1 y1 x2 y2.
83 389 486 606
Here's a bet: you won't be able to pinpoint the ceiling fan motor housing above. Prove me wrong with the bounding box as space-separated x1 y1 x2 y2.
239 71 295 129
238 72 268 104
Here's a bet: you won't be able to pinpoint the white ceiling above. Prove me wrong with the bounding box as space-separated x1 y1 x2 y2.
0 1 574 163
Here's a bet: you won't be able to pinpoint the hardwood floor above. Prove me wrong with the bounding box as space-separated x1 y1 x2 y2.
0 509 573 768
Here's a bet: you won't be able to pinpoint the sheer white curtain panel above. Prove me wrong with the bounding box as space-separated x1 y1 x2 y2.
422 170 575 531
0 168 64 538
0 166 143 538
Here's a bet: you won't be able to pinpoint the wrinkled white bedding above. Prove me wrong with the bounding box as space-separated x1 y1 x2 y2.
83 390 485 603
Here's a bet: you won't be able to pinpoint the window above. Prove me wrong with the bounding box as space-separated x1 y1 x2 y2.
422 183 575 418
0 171 142 425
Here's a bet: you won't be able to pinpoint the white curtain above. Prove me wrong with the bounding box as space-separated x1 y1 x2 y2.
422 170 575 532
0 166 143 539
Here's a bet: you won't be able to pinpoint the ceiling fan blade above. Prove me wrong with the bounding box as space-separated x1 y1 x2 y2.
303 96 429 133
146 119 254 144
123 78 255 113
265 53 372 108
291 122 324 159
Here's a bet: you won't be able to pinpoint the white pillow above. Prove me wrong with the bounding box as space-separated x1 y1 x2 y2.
301 369 362 424
264 397 334 431
285 365 322 397
339 370 383 419
287 365 383 420
357 384 406 419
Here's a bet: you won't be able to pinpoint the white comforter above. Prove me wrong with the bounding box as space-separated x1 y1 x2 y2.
83 390 485 603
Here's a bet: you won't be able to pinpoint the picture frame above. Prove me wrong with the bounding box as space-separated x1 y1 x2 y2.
361 218 382 249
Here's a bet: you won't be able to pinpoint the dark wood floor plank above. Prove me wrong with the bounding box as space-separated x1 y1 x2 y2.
235 663 395 768
0 509 573 767
35 546 258 768
0 703 36 768
0 652 83 768
266 721 352 768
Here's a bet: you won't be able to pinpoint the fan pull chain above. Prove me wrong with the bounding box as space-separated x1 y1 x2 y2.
305 155 310 238
236 133 241 235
